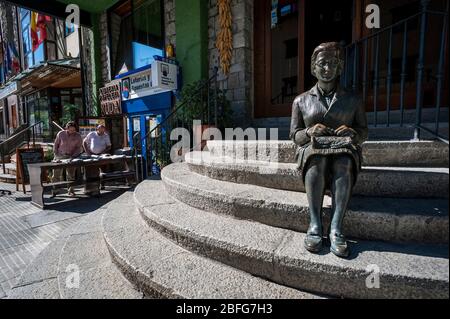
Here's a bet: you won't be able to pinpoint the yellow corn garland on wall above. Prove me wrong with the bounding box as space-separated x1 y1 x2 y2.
216 0 233 75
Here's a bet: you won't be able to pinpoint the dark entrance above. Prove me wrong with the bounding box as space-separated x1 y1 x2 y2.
303 0 353 90
254 0 353 118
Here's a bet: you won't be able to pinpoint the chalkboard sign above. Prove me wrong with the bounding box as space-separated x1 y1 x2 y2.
16 148 44 194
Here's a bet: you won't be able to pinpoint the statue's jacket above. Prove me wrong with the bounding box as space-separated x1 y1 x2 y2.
290 84 369 184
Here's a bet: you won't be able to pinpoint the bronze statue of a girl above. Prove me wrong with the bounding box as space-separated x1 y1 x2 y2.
290 42 368 258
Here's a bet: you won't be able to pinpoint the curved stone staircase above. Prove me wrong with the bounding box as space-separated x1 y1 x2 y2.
9 140 449 299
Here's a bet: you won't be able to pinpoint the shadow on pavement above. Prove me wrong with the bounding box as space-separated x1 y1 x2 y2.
14 186 133 215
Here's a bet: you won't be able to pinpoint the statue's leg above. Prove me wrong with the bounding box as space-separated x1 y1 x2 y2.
329 155 354 258
304 155 328 253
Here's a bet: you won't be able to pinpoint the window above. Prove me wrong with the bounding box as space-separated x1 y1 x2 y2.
110 0 164 76
20 9 45 69
0 64 5 84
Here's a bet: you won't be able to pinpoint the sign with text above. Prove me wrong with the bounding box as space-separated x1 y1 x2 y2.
99 81 122 116
151 60 178 92
0 81 20 99
16 148 44 194
121 60 178 101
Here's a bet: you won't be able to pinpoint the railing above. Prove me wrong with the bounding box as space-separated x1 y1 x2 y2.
133 67 219 181
342 0 449 143
51 121 64 132
0 121 44 174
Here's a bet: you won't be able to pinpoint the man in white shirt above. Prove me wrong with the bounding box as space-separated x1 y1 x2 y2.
83 125 112 196
83 125 112 155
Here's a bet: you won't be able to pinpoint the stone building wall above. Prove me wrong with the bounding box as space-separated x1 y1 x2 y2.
80 27 97 116
165 0 176 48
109 12 122 74
208 0 254 128
0 2 21 80
99 12 111 85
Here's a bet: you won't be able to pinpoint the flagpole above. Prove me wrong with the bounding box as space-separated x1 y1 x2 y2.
15 6 23 71
0 17 5 83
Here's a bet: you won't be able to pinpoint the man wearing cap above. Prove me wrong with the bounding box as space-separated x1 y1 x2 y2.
83 125 112 196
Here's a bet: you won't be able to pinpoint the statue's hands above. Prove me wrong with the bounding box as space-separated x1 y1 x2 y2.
307 124 335 137
335 125 357 138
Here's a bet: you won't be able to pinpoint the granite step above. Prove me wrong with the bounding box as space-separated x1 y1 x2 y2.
103 191 322 299
206 140 449 167
160 163 448 244
185 151 449 198
8 204 143 299
0 173 16 183
367 124 449 141
134 178 449 299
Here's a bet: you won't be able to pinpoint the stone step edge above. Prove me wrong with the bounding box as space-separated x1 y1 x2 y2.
206 140 449 166
185 152 449 199
102 195 323 299
160 163 449 244
133 180 449 299
8 208 142 299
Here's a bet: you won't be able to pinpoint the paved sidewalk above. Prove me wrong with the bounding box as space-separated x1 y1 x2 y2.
0 182 128 298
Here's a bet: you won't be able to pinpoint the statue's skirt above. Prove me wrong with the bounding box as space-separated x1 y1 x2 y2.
295 143 363 188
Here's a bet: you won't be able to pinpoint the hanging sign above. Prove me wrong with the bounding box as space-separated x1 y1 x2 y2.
99 80 122 116
121 59 179 101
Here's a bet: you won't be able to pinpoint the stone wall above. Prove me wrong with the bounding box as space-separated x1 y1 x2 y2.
165 0 176 47
80 27 97 116
0 2 21 80
109 12 121 74
208 0 254 127
99 12 111 85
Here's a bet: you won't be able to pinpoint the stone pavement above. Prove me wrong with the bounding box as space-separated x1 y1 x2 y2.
0 182 128 299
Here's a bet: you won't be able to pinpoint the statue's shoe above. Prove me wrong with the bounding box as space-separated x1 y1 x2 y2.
329 232 350 258
304 233 323 253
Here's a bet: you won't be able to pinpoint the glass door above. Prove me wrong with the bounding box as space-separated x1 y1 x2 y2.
254 0 304 118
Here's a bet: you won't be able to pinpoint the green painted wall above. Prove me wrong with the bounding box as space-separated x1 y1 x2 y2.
175 0 208 86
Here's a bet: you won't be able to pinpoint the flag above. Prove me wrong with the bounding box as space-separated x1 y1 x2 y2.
4 42 20 74
5 41 12 74
30 11 39 51
9 44 20 73
31 12 51 52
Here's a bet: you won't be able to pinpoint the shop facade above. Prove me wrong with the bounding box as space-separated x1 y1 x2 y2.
0 2 84 140
4 0 448 140
96 0 449 130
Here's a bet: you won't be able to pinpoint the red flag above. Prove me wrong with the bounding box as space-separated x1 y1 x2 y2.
31 12 51 52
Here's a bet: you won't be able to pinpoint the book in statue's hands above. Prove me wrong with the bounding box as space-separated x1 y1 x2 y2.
311 136 354 150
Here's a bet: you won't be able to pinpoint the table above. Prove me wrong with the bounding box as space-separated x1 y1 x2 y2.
28 156 135 209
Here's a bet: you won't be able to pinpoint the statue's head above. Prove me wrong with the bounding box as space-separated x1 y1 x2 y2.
311 42 344 83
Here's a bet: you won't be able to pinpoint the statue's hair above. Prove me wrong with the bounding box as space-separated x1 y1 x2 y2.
311 42 344 76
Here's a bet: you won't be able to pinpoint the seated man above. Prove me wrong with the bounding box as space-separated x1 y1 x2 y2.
52 121 83 197
83 125 112 196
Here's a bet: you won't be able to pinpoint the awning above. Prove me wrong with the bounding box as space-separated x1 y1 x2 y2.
10 58 81 95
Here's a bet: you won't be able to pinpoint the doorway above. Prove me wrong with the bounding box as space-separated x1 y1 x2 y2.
254 0 353 118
